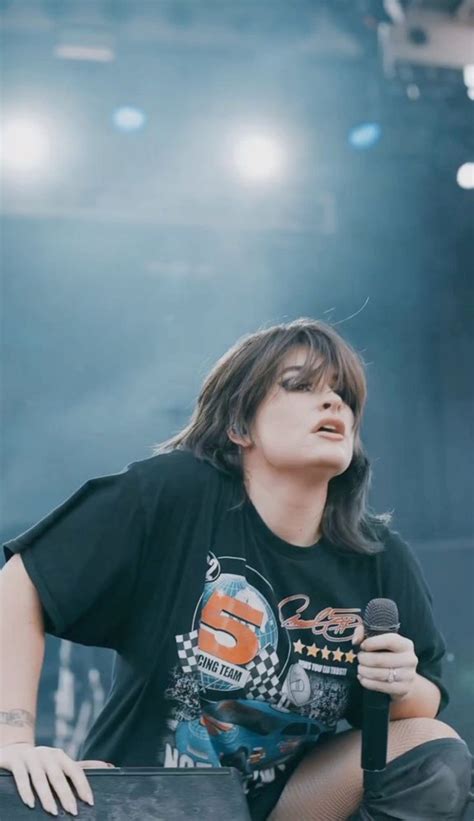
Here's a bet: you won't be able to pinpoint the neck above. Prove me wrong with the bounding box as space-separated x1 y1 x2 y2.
243 458 328 547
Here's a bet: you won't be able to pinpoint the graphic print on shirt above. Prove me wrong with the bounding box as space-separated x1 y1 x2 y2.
163 552 364 787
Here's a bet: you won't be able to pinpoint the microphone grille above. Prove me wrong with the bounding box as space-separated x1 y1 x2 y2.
363 598 400 634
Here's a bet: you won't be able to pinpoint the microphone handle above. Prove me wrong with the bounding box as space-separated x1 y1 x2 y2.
359 601 400 796
362 689 391 796
360 625 393 788
361 689 390 764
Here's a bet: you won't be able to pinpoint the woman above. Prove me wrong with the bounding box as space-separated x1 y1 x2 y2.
1 317 472 819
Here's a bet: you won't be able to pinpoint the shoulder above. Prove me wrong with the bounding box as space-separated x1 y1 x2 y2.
128 447 225 483
368 521 431 595
360 516 422 572
369 519 415 561
371 522 417 563
362 515 410 556
125 448 234 504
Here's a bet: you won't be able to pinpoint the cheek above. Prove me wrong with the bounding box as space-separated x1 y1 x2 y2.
253 403 306 451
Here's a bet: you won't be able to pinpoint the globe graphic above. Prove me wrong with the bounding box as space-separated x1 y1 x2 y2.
198 574 278 692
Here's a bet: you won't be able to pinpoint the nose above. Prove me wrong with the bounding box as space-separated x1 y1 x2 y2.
322 393 343 412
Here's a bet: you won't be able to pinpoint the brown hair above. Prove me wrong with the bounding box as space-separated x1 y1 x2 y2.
152 318 391 554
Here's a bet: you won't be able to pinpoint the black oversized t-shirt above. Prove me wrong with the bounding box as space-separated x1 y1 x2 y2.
3 449 449 799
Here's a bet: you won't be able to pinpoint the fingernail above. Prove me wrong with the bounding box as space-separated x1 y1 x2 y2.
87 796 94 806
27 800 35 809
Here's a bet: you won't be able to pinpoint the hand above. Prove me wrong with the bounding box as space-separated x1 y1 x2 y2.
352 624 418 702
0 742 115 816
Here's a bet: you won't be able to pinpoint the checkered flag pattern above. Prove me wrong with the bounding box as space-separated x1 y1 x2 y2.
245 644 288 705
176 630 199 674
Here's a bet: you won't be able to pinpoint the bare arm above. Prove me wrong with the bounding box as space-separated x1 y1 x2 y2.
0 553 44 747
389 672 442 720
0 553 112 814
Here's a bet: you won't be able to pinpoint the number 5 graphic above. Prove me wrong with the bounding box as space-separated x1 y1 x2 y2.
199 591 264 665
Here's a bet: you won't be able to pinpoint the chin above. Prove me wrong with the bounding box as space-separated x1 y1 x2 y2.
308 457 351 475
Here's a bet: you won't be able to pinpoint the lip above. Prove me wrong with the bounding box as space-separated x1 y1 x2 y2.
315 431 345 441
312 416 346 437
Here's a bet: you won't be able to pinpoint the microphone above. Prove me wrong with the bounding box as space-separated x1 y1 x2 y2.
360 598 400 796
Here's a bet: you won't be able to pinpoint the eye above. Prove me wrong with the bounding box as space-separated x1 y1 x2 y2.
281 380 312 392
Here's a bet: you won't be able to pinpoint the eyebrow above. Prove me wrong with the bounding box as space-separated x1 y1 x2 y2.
279 365 337 382
280 365 327 375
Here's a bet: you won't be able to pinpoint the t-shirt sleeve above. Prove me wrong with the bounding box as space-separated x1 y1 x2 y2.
345 527 450 730
379 529 449 715
2 462 146 650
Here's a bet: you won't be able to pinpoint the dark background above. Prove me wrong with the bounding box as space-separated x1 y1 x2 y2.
1 0 473 762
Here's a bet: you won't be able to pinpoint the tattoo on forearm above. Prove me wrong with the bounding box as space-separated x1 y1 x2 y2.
0 709 35 728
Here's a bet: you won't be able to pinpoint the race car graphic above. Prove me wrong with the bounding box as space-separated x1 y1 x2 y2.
175 698 324 775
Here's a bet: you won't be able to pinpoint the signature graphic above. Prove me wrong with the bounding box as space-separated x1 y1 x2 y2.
278 596 362 641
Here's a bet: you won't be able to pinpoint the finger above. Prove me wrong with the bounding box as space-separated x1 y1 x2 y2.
78 759 115 769
357 664 410 681
361 633 414 653
10 761 36 809
357 650 414 668
44 763 81 816
57 753 96 805
357 676 410 696
26 761 59 816
352 624 365 646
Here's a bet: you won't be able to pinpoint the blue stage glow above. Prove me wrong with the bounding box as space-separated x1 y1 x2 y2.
112 106 147 133
348 122 382 150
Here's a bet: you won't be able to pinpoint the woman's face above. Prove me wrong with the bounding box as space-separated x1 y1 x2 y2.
244 346 356 478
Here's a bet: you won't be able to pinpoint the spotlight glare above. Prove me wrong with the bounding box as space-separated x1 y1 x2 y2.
456 163 474 190
348 122 382 150
113 106 147 133
406 83 421 101
1 117 51 173
233 134 285 182
463 65 474 88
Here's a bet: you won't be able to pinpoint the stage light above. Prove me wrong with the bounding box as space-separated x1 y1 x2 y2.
54 25 115 63
406 84 421 101
233 134 285 182
456 163 474 190
463 65 474 101
0 116 51 174
348 122 382 150
112 106 147 133
463 65 474 88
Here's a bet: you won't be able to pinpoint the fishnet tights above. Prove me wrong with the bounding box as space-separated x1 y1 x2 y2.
268 718 461 821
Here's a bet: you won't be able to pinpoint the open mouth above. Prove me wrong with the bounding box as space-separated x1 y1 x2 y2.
313 418 346 437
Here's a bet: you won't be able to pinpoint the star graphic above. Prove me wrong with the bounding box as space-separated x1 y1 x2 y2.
293 639 305 654
332 647 344 662
320 645 331 660
306 643 319 658
344 649 357 664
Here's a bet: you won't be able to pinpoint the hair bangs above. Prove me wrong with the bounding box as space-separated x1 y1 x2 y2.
280 327 365 422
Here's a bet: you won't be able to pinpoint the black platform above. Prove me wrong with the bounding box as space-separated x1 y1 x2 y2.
0 767 251 820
